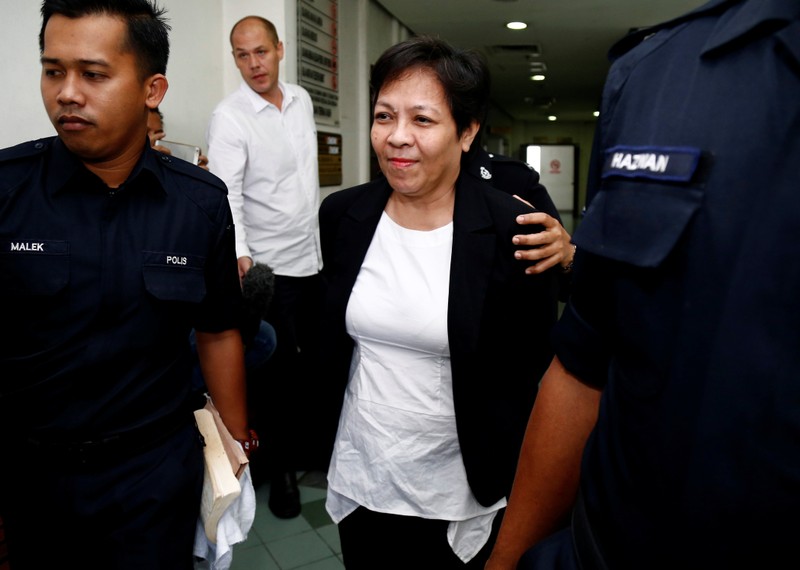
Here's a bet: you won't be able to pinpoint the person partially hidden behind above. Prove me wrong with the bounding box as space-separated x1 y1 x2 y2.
0 1 254 568
317 36 564 569
147 106 209 170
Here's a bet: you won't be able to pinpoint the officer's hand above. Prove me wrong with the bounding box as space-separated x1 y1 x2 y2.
513 209 574 275
197 152 210 171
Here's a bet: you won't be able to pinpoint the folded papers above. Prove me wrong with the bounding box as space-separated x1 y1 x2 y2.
194 398 249 543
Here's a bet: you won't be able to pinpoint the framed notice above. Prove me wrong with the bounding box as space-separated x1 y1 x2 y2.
298 0 339 125
318 132 342 186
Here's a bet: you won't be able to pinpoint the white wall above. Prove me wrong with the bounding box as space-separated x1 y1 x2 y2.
159 0 225 150
3 2 57 146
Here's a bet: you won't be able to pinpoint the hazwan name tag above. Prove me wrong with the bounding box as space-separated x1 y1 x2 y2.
602 145 702 182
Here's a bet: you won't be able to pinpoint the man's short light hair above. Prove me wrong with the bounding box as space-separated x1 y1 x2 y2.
230 15 279 48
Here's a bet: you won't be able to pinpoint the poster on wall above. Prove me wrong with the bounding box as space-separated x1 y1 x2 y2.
298 0 339 126
525 144 578 215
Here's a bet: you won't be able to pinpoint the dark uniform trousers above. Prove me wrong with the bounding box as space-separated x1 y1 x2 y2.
0 422 203 570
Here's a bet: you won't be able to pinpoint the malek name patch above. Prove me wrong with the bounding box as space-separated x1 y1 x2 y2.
3 240 68 254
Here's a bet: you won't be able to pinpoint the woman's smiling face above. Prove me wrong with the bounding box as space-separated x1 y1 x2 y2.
371 67 478 199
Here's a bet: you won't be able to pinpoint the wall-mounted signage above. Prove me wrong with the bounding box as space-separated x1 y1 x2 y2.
298 0 339 125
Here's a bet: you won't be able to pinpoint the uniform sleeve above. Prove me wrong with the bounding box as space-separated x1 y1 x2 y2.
550 248 613 388
193 195 244 333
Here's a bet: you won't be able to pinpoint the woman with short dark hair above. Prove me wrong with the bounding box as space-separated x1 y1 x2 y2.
318 35 564 568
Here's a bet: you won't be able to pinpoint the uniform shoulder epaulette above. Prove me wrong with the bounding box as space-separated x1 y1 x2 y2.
609 0 722 59
0 137 52 164
489 152 535 172
154 152 227 193
0 138 53 193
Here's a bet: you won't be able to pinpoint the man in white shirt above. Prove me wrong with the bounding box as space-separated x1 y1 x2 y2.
206 15 323 519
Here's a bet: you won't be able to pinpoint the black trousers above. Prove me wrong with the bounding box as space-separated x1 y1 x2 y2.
0 423 203 570
338 506 505 569
250 273 325 476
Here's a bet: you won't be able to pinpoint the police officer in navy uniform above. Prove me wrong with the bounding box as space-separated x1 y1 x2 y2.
0 1 253 568
467 147 576 279
486 0 800 568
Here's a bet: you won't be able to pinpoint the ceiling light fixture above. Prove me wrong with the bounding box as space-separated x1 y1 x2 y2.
506 21 527 30
531 74 546 81
548 115 557 121
593 111 600 117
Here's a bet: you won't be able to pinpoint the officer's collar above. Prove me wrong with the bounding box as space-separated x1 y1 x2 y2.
465 148 494 182
49 137 166 197
137 143 171 195
46 138 84 195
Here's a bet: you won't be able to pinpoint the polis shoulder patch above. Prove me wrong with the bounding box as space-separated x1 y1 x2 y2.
602 145 701 182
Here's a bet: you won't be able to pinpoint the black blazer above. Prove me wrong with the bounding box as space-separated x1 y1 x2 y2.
318 172 560 506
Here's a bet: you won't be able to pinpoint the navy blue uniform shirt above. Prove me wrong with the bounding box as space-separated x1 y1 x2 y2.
466 148 559 218
0 137 242 439
553 0 800 567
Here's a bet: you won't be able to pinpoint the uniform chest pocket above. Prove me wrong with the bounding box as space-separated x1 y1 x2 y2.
0 240 69 296
142 251 206 303
574 180 703 268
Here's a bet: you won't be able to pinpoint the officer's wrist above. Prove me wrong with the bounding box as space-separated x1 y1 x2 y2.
235 428 260 456
561 244 577 273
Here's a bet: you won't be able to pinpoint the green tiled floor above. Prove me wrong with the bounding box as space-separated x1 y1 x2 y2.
213 470 344 570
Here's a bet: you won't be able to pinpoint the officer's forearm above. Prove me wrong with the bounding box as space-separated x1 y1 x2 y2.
487 356 601 568
195 328 249 440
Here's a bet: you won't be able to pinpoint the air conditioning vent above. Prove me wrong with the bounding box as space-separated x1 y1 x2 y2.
486 44 542 57
524 96 556 108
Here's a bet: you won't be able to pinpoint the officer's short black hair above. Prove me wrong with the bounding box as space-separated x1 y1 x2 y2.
370 35 490 158
39 0 171 79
